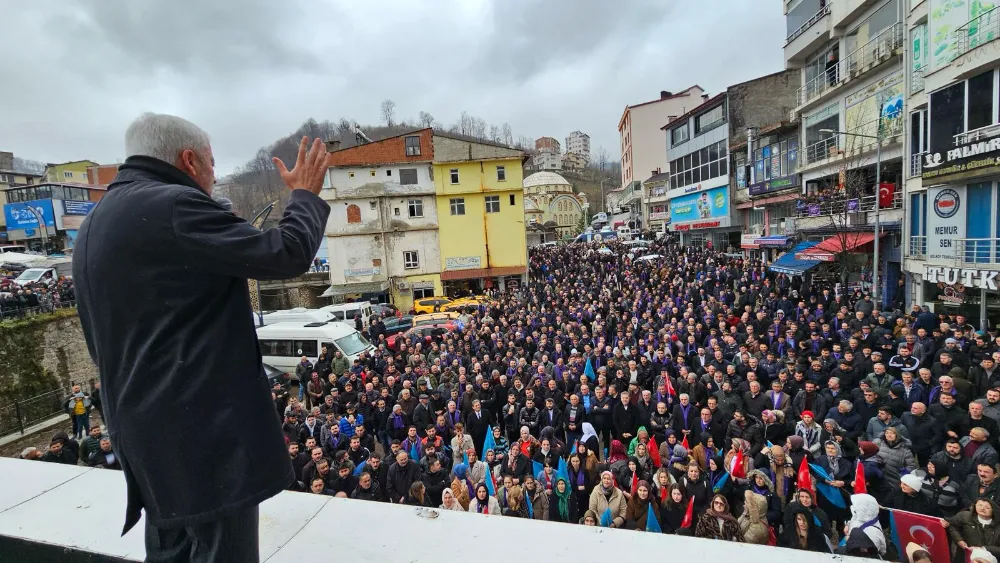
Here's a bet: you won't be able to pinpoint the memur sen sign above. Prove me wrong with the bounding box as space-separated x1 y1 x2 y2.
922 130 1000 182
925 266 1000 290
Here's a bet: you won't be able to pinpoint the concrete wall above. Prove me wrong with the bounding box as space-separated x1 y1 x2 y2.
326 165 435 194
432 136 523 163
727 70 801 147
0 312 98 396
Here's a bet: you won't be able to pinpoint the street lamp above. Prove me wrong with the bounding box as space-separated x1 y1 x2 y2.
23 206 49 254
819 127 883 304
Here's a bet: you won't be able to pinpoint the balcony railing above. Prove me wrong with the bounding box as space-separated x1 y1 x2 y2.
805 136 840 165
910 153 923 177
796 23 905 107
787 2 832 43
908 235 927 258
955 238 1000 265
912 65 926 93
795 190 903 218
956 6 1000 57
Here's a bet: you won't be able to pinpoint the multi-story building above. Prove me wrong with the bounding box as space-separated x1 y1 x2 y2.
433 134 527 294
3 183 103 251
44 160 99 184
783 0 906 298
535 137 561 154
663 93 740 248
86 164 120 185
619 86 706 190
532 151 563 171
523 171 589 240
903 0 1000 329
320 129 441 310
643 172 670 233
727 69 802 262
562 152 588 171
565 131 591 162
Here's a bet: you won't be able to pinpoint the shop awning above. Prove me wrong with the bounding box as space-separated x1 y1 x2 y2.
756 235 791 247
768 241 822 276
321 281 389 297
796 232 877 262
440 266 527 281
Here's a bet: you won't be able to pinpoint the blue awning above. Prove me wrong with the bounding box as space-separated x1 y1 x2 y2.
768 241 822 275
756 235 791 247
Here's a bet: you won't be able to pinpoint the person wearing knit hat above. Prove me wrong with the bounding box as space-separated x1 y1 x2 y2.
900 473 923 493
884 473 934 518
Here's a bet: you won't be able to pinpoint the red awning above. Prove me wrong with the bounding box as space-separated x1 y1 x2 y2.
796 232 877 262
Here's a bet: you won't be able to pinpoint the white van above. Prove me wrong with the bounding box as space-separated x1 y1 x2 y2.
320 301 374 328
256 308 335 327
256 321 374 377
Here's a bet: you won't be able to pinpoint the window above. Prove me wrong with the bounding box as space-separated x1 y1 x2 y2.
405 136 421 156
369 201 377 210
450 198 465 215
294 340 318 357
63 171 72 179
403 251 419 269
485 195 500 213
346 204 361 223
370 170 376 177
670 124 689 146
394 207 400 216
910 110 929 156
497 166 506 181
450 169 460 184
386 169 392 176
668 140 728 189
260 339 294 357
694 103 726 134
804 103 840 147
509 194 516 206
0 174 7 183
968 70 994 132
399 168 418 185
929 82 965 154
413 288 434 299
407 199 423 218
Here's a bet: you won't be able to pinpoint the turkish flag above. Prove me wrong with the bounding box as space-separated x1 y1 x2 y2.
631 472 639 495
681 435 690 450
854 460 867 494
797 455 814 497
665 377 677 397
648 437 662 468
879 182 896 208
889 509 950 563
680 497 695 528
730 449 746 479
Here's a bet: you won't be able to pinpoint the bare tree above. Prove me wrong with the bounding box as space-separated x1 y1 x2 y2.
458 111 472 136
489 125 500 143
502 123 513 146
418 111 434 128
472 117 487 140
380 99 396 127
592 146 610 170
516 135 533 150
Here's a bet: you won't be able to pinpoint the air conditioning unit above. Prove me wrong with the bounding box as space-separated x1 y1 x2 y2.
396 280 409 290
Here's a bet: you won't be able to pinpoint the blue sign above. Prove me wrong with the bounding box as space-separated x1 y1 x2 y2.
4 199 55 229
669 186 730 224
63 200 96 216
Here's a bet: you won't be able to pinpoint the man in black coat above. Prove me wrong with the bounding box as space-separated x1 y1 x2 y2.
465 399 492 454
386 450 422 504
612 390 639 442
73 114 330 561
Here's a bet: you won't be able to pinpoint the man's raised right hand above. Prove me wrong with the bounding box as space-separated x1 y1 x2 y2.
273 137 329 195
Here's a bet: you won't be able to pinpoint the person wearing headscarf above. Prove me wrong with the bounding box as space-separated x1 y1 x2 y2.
815 440 852 529
724 438 752 485
627 426 650 457
580 422 601 458
746 469 782 526
785 435 811 471
588 470 627 528
839 493 887 558
440 487 465 511
523 475 549 520
738 490 770 544
763 443 795 507
468 482 501 514
575 440 600 477
633 441 654 477
782 504 833 552
616 456 646 496
695 494 742 541
625 480 661 531
660 483 694 535
667 444 690 481
875 426 917 492
548 476 579 524
607 439 628 467
692 434 719 472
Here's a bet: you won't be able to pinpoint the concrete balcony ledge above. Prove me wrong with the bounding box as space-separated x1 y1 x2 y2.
0 457 877 563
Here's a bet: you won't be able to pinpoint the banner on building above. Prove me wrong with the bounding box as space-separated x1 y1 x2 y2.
670 186 731 231
926 186 966 260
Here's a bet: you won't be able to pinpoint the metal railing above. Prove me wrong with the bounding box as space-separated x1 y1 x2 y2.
0 388 69 437
956 6 1000 56
795 190 903 218
0 299 76 321
955 238 1000 265
787 2 832 43
805 135 840 165
796 23 904 107
908 235 927 258
912 65 926 93
910 153 923 178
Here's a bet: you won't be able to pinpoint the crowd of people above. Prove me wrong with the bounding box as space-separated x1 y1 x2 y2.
22 235 1000 562
0 270 75 318
263 237 1000 562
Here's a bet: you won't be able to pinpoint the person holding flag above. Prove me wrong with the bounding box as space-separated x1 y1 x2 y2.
588 471 627 528
944 498 1000 561
660 484 695 535
624 480 661 531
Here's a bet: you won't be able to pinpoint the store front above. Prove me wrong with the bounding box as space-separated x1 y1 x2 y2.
440 266 527 297
922 266 1000 331
669 183 740 251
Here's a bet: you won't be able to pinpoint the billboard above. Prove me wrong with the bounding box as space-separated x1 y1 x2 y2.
63 200 96 216
926 185 966 260
929 0 969 69
4 199 56 229
670 185 730 230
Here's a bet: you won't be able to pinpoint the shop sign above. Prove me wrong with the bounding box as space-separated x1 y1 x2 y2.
740 234 760 249
445 256 482 270
344 267 380 278
63 200 96 216
649 211 669 220
925 265 1000 290
748 175 800 196
922 130 1000 182
673 220 722 231
936 281 966 305
926 186 966 260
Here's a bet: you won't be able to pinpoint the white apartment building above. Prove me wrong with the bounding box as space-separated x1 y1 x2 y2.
618 86 706 190
565 130 591 162
532 151 563 171
903 0 1000 330
783 0 907 300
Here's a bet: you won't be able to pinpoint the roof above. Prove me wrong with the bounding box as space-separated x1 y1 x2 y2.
326 128 433 167
624 86 704 110
768 242 822 275
645 172 670 184
46 160 99 168
661 92 728 131
523 171 571 188
4 182 107 191
255 321 360 336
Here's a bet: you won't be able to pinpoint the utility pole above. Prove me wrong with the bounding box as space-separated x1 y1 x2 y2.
24 205 48 254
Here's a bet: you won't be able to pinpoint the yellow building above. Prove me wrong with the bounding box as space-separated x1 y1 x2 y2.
432 134 527 294
45 160 99 184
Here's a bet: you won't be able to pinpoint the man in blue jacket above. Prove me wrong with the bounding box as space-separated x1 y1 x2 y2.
73 113 330 562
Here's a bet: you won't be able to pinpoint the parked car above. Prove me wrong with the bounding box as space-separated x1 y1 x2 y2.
386 323 457 351
371 303 399 318
413 297 453 314
413 312 460 326
382 315 414 337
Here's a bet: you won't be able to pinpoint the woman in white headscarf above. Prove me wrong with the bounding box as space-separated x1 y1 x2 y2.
439 487 465 511
581 422 600 459
841 493 886 558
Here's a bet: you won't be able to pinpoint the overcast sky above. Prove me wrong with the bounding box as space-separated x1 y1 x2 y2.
0 0 785 175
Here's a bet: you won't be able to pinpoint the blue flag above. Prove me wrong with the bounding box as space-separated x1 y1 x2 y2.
713 471 730 493
584 357 596 379
526 494 534 519
484 463 496 496
808 463 847 509
556 456 569 482
645 504 662 533
482 426 496 460
409 440 421 462
599 507 613 527
463 450 469 465
532 460 544 481
352 461 367 477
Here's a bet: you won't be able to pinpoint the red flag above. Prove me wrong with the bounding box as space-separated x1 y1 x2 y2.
660 486 668 502
680 497 695 528
796 455 814 498
648 437 662 468
630 472 639 495
664 377 677 397
730 449 746 479
879 182 896 208
890 509 950 563
681 435 690 450
854 460 867 494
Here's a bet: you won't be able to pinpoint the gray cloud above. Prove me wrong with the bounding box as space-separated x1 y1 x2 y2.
0 0 785 176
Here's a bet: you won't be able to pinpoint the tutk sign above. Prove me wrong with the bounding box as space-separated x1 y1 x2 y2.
922 129 1000 183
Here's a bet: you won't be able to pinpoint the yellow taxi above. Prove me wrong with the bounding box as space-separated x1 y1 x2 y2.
413 312 460 326
444 295 489 311
413 297 453 314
